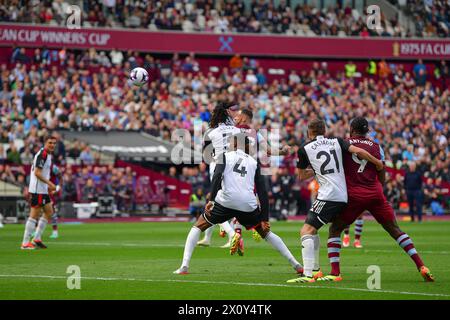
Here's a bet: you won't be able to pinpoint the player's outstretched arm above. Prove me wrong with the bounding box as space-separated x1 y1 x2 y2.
297 145 314 180
377 168 386 185
208 154 226 203
348 145 384 171
279 145 292 155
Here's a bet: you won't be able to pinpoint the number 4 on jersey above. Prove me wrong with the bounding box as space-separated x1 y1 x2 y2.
233 158 247 177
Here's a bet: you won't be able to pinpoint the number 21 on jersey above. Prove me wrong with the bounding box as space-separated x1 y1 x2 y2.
316 149 340 175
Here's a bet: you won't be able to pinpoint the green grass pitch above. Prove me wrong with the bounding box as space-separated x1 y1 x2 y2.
0 220 449 300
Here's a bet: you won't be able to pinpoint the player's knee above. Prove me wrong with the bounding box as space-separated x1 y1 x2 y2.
29 208 40 219
385 224 402 239
328 223 343 237
196 222 210 232
194 216 211 231
301 224 316 236
44 210 53 220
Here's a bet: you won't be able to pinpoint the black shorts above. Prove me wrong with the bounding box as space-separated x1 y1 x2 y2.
202 202 261 230
30 193 51 208
306 199 347 230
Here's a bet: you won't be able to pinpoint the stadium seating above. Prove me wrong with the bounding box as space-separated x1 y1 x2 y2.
0 40 448 216
3 0 448 38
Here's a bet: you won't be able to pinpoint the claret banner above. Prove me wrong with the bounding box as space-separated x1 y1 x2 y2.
0 23 449 60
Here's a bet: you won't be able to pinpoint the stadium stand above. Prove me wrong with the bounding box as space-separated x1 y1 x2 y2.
3 0 448 38
389 0 449 38
0 0 448 218
0 44 448 217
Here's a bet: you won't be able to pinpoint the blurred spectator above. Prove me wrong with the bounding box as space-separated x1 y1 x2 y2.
386 180 401 207
12 48 30 64
68 140 82 160
198 162 211 194
288 70 301 85
110 49 124 66
435 60 449 87
6 143 21 164
168 166 178 179
345 60 357 78
229 54 243 71
52 132 66 163
0 164 16 183
116 178 132 212
245 69 258 85
413 59 427 86
424 178 445 215
278 166 293 220
80 146 95 164
82 178 97 202
378 59 391 78
0 144 5 164
269 172 281 219
189 187 206 222
62 173 78 201
91 166 103 185
256 67 267 85
404 162 424 222
367 60 377 77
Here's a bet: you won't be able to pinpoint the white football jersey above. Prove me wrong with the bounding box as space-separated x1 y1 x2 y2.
215 149 258 212
205 123 241 177
29 148 52 194
206 123 241 160
297 135 350 203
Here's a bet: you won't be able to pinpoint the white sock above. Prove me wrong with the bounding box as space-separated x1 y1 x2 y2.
313 234 320 270
221 221 235 239
301 235 315 277
22 218 37 244
182 226 202 268
33 217 48 241
203 225 214 242
265 231 301 268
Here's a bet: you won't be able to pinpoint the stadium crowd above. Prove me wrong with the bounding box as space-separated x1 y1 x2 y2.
402 0 449 38
2 0 448 38
0 46 449 216
0 159 142 213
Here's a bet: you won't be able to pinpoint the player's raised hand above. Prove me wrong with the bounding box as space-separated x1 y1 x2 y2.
375 160 384 172
280 145 292 155
48 182 56 192
51 185 60 195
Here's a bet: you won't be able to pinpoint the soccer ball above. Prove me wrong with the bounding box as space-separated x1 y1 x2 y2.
129 67 149 86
